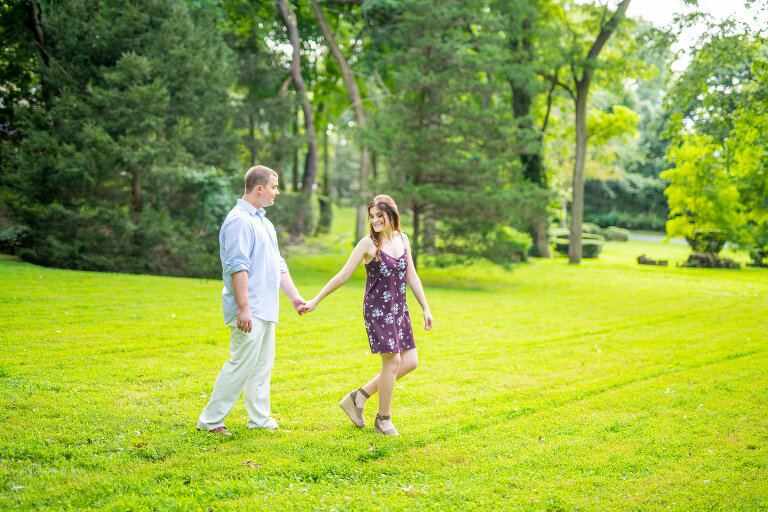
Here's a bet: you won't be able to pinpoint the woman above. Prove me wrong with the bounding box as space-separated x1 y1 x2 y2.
299 195 433 435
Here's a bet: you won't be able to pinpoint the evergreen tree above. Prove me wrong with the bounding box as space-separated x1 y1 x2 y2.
1 0 238 276
369 0 541 266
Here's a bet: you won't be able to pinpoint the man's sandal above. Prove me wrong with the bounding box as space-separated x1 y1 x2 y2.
339 388 369 427
374 413 399 436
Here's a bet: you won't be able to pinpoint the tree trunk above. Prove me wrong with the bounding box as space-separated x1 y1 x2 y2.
569 83 588 263
372 151 377 180
422 203 435 254
323 120 329 196
24 2 53 104
509 15 550 258
567 0 631 264
292 106 300 192
310 0 371 240
247 114 257 165
131 171 142 213
412 204 420 270
278 0 319 238
277 125 286 183
276 77 294 184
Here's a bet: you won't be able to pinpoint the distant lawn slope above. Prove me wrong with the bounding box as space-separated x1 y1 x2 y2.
0 240 766 511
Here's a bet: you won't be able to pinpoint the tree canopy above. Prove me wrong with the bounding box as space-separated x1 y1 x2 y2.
1 0 764 274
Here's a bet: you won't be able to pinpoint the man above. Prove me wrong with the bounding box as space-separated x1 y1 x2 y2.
197 165 304 436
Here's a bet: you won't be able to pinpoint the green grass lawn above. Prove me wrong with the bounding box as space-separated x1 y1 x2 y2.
1 235 766 511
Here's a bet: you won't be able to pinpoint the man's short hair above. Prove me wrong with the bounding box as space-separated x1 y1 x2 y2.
244 166 278 194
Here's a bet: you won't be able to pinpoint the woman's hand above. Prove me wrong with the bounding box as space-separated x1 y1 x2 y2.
298 298 318 315
423 311 433 330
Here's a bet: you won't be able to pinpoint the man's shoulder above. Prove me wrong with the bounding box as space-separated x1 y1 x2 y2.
222 205 253 230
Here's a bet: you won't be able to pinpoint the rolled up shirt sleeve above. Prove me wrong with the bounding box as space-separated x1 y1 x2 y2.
222 218 253 275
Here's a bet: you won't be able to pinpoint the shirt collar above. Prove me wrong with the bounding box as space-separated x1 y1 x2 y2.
237 198 265 217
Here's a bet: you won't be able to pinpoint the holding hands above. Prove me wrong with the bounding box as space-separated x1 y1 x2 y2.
297 298 318 315
290 295 306 315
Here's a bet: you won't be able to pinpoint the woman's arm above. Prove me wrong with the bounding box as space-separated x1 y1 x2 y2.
299 237 373 313
403 234 433 330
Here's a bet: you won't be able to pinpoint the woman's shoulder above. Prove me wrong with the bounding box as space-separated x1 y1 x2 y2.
356 236 376 250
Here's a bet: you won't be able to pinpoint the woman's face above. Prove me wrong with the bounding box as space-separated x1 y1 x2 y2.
369 206 389 233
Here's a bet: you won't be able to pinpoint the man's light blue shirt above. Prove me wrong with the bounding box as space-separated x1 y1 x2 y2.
220 198 288 324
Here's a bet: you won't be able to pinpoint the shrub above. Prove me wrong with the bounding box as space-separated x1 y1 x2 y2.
548 227 570 239
582 233 605 241
266 193 320 238
552 237 603 258
602 226 630 241
553 238 570 255
14 202 222 277
482 226 532 267
584 211 666 231
582 222 602 235
582 239 603 258
0 223 30 254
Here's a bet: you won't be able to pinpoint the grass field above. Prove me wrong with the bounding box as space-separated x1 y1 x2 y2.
1 228 766 511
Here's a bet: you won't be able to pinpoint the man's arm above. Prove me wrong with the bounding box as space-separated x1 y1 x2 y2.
232 271 252 332
280 272 305 313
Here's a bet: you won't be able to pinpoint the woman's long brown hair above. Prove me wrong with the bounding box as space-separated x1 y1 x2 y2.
367 194 401 261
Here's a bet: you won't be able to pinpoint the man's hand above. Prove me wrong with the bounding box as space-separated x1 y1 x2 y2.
298 298 318 315
236 308 253 333
290 295 306 315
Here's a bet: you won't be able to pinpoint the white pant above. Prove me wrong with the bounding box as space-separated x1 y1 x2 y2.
197 317 277 430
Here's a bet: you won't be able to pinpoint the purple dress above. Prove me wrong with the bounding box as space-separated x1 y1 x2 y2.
363 246 416 354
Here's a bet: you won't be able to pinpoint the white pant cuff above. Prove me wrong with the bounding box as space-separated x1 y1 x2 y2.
247 417 278 430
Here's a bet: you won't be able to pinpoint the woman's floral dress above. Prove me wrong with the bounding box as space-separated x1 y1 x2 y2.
363 244 415 354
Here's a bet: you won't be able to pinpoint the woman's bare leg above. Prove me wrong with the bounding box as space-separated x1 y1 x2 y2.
354 349 418 408
373 352 400 430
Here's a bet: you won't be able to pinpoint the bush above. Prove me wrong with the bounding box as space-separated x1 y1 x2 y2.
552 237 603 258
582 239 603 258
266 193 320 238
0 223 30 254
582 222 602 235
553 238 570 255
12 202 221 278
747 232 768 266
548 227 570 239
482 226 532 267
582 232 605 241
602 226 630 241
584 211 666 231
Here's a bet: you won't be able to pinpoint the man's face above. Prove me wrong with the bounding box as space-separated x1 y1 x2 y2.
262 176 279 206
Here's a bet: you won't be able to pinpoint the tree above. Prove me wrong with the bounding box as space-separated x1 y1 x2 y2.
728 60 768 264
368 0 539 267
662 18 766 259
502 0 556 257
542 0 632 263
661 133 740 249
277 0 320 239
310 0 372 239
0 0 238 276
